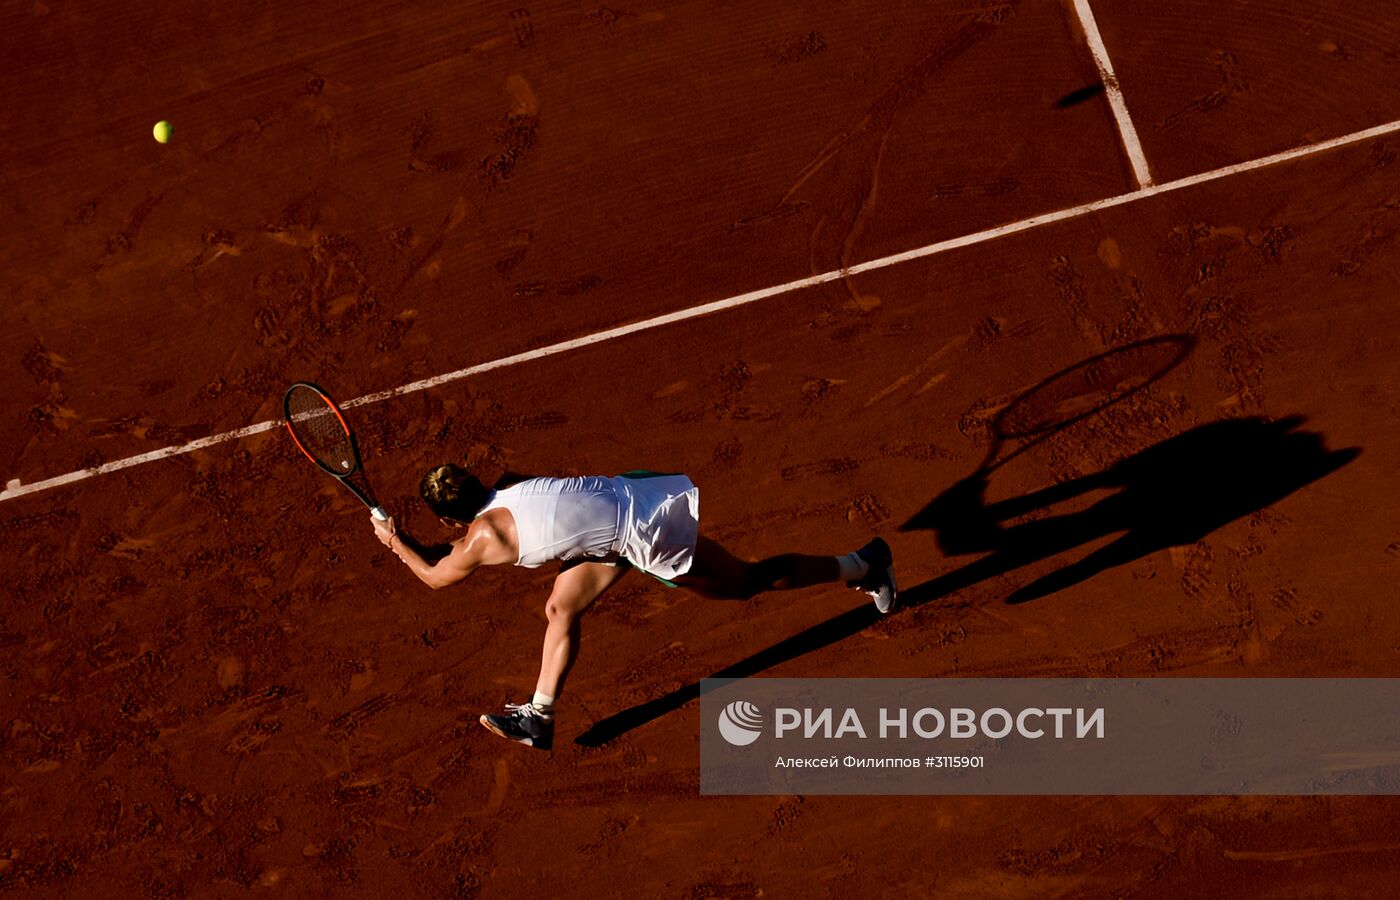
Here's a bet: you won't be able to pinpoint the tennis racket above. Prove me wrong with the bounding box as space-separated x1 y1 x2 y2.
283 381 388 521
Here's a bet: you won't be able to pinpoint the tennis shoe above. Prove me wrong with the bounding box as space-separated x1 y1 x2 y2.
480 701 554 750
849 537 897 614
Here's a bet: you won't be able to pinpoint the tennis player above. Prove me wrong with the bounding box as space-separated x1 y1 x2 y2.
372 464 896 750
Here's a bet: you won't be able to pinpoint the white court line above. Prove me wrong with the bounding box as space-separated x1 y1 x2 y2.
1070 0 1154 188
5 116 1400 506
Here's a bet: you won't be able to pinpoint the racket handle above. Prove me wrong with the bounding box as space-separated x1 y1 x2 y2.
371 506 388 521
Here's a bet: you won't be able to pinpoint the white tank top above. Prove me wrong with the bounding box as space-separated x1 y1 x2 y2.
476 476 623 567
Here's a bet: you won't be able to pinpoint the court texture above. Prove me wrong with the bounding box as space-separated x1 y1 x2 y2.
3 0 1399 895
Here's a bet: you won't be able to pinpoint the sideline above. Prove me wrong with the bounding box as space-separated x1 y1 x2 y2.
1070 0 1155 187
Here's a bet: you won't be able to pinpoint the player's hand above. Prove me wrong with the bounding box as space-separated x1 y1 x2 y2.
373 514 398 547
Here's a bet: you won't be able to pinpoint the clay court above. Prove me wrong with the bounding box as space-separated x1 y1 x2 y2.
4 0 1400 895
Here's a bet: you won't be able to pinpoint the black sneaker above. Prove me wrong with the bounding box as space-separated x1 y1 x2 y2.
480 701 554 750
849 537 897 613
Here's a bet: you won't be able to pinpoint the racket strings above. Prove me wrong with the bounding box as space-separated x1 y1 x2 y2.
285 387 356 473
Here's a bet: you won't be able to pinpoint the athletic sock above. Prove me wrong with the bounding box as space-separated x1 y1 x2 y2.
531 691 555 714
836 552 870 582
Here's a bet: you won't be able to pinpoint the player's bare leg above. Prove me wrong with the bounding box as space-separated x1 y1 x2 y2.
536 561 629 698
480 561 628 750
675 535 896 611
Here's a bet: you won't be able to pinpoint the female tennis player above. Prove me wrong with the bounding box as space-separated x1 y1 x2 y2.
372 464 896 750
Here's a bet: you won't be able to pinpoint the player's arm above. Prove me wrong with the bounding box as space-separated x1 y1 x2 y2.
373 515 482 590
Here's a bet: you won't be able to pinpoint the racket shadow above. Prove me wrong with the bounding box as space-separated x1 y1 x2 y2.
576 415 1359 747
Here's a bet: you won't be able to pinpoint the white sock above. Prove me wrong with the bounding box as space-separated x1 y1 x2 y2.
531 691 555 712
836 552 869 582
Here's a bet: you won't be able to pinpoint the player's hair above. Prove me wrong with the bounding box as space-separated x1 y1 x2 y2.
419 464 489 522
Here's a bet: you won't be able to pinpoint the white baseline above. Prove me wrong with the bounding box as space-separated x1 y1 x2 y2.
5 117 1400 505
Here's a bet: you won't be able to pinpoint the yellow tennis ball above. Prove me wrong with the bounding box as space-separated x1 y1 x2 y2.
153 120 173 144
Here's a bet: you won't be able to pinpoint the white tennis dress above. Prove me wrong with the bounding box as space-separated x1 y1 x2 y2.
475 474 699 581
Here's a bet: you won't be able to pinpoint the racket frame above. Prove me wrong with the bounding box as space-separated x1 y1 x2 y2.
283 381 387 520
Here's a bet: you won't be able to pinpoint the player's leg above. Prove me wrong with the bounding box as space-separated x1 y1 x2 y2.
670 535 761 599
688 535 838 596
479 560 629 749
535 560 628 699
674 534 897 611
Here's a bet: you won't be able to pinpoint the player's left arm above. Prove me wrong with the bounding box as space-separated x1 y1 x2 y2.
374 515 480 589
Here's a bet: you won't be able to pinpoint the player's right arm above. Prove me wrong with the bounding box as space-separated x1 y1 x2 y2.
374 515 500 590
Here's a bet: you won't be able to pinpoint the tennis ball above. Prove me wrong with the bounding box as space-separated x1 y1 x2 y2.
153 120 173 144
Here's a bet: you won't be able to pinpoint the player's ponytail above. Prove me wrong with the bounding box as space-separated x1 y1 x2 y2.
419 464 489 522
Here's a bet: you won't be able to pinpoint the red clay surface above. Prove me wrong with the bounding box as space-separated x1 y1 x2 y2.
1095 0 1400 182
4 0 1400 896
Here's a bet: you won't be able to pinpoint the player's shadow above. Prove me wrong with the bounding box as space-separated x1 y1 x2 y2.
574 414 1359 746
902 415 1359 604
